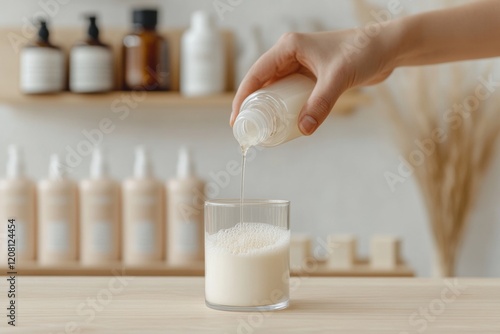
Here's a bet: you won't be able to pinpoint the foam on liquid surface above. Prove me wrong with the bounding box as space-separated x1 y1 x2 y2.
206 222 289 255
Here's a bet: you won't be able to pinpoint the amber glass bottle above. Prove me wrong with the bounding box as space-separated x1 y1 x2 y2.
122 9 170 91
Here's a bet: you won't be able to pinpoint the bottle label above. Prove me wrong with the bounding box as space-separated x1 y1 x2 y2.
91 221 113 254
70 46 113 92
20 48 65 93
174 220 199 254
47 221 69 252
15 220 26 253
134 221 155 254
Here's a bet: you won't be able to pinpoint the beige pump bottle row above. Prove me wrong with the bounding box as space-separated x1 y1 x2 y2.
0 145 36 264
80 148 120 265
38 154 78 265
123 147 164 265
167 147 205 264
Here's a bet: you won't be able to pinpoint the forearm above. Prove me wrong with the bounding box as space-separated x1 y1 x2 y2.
389 0 500 68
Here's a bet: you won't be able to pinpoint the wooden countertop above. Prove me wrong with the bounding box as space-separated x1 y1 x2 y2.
1 277 498 333
0 258 414 277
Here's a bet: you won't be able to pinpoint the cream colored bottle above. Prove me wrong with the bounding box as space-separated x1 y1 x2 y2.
167 147 205 265
0 145 36 264
123 147 164 265
38 154 78 265
80 148 120 265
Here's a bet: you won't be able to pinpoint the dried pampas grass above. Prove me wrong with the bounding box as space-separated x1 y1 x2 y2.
354 0 500 276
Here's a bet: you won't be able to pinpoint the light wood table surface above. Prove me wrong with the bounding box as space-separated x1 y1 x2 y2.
0 258 414 277
0 277 498 333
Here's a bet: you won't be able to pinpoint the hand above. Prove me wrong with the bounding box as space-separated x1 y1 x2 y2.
230 26 399 135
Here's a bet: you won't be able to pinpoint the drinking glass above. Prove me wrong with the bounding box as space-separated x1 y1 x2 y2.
204 199 290 312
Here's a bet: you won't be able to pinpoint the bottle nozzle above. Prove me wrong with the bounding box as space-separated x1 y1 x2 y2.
233 109 272 149
90 147 108 178
38 20 49 43
134 146 153 178
87 15 99 40
49 154 65 179
177 146 195 178
6 145 24 179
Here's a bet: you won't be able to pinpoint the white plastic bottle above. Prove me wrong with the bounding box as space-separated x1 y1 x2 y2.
180 11 225 96
166 147 205 265
233 73 315 149
38 154 78 265
0 145 36 264
123 147 164 265
80 148 120 265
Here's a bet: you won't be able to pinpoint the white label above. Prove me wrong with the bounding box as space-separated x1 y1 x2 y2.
20 48 65 93
47 221 69 252
134 221 155 254
175 220 199 254
91 221 112 254
15 220 26 253
6 194 27 205
70 46 113 92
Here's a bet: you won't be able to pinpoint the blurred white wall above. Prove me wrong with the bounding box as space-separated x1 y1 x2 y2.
0 0 498 277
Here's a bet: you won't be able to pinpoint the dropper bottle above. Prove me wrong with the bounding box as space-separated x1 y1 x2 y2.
122 146 164 265
37 154 78 264
233 73 315 149
0 145 36 263
80 148 120 265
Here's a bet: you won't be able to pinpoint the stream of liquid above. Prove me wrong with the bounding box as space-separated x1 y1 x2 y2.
240 146 249 223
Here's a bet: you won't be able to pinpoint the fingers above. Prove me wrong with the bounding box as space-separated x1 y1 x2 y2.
230 33 301 126
298 77 344 135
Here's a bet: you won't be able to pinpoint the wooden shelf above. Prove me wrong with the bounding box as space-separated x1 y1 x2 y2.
0 89 370 113
0 27 371 113
0 258 413 277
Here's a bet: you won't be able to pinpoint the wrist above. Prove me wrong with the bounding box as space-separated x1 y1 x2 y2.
380 16 421 70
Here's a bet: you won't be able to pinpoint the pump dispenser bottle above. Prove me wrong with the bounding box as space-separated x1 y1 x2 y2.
38 154 78 264
233 73 315 149
70 15 114 93
80 148 120 265
20 20 65 94
166 147 205 264
123 147 164 265
0 145 36 264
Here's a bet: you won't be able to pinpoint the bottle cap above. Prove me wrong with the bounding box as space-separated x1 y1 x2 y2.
134 146 153 178
191 11 215 30
38 20 50 43
133 9 158 29
87 15 99 40
6 145 24 179
177 146 195 178
49 154 65 179
90 147 108 178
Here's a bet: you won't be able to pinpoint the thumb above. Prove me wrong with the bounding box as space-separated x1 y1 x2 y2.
298 79 343 136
